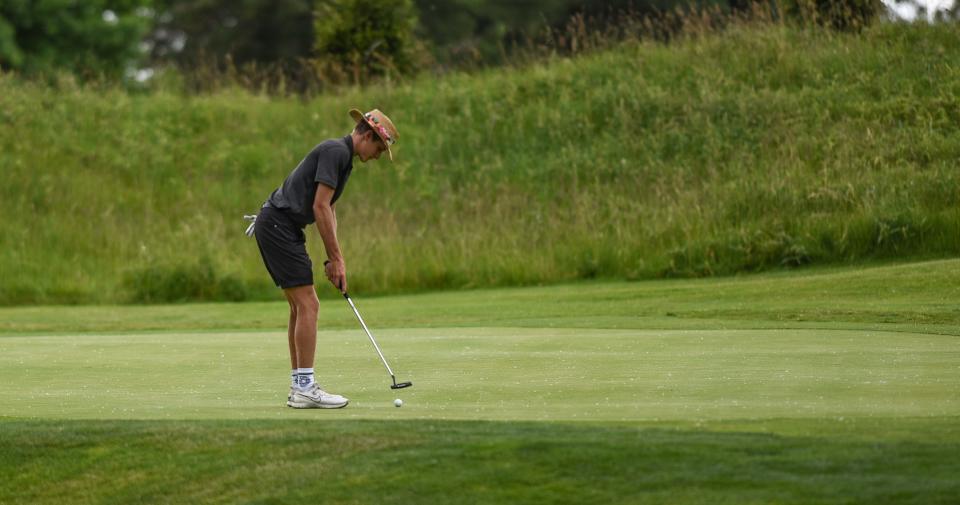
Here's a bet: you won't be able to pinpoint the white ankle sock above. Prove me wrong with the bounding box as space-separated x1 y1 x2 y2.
290 369 297 389
296 368 315 390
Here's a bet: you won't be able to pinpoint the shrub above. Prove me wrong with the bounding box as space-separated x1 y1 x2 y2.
313 0 422 83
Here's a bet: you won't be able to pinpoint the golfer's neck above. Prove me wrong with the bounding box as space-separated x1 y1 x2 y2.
349 132 361 155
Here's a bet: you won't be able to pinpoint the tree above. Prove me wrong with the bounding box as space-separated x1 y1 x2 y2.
314 0 421 82
414 0 572 66
0 0 151 80
146 0 315 70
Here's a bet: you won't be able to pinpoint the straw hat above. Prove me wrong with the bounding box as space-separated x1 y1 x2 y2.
349 108 398 161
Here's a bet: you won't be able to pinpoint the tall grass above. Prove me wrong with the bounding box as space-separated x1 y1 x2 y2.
1 21 958 304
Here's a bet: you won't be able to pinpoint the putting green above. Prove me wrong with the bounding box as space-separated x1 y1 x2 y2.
2 327 956 422
4 264 960 504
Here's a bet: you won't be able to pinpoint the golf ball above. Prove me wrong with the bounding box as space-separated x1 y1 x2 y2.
394 399 403 408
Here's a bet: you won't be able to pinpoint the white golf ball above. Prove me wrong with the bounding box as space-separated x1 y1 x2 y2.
394 399 403 408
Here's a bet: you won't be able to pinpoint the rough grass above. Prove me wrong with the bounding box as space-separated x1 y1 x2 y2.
1 23 959 304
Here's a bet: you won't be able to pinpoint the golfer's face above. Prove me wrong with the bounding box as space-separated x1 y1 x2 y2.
362 134 387 162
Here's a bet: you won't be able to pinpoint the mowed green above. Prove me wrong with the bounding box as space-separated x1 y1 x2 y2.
1 327 957 422
2 260 960 503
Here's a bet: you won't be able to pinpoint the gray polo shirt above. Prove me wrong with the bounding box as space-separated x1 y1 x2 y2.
265 135 354 227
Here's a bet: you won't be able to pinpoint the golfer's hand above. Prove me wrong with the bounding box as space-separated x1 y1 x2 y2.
324 259 347 294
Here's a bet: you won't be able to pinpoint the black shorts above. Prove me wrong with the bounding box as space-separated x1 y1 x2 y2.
254 206 313 289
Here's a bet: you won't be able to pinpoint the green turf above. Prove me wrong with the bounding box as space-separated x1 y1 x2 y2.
3 259 960 335
3 418 958 505
1 327 957 422
2 261 959 503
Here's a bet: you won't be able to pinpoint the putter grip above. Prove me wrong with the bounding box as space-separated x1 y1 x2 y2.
322 260 348 295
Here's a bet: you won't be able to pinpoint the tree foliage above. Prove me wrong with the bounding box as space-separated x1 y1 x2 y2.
781 0 885 31
147 0 315 69
0 0 151 80
1 0 937 87
314 0 421 80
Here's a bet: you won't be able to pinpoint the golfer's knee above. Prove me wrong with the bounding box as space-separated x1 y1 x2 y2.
295 295 319 315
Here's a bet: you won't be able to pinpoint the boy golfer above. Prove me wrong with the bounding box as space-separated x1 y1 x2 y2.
251 108 398 409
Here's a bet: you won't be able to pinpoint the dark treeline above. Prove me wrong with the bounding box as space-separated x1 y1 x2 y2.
0 0 950 92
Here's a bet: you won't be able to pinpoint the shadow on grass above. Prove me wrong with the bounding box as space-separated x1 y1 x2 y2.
1 418 958 504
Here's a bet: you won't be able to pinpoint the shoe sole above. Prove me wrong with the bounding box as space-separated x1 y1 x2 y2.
287 399 349 409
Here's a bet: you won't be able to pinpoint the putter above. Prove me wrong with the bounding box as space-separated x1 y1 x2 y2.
325 262 412 390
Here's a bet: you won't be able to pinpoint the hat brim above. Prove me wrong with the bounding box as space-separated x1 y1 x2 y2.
349 108 393 161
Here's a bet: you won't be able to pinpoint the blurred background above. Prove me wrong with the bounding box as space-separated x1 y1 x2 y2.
0 0 958 305
0 0 956 91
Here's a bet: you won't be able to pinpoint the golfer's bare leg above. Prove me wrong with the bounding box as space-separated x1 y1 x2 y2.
283 291 298 370
284 284 318 369
283 285 347 408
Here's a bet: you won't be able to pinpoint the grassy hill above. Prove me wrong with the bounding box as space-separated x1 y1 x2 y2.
1 22 958 304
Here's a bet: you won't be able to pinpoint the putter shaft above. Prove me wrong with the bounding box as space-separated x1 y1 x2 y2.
344 293 396 380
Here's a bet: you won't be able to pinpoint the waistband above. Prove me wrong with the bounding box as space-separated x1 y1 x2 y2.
259 204 303 229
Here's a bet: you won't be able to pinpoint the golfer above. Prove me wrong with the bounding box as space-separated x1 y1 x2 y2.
250 108 398 409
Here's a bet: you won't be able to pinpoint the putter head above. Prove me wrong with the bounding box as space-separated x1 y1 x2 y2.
391 381 413 390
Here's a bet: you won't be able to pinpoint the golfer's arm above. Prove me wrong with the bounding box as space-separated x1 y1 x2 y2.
313 184 343 262
331 203 337 234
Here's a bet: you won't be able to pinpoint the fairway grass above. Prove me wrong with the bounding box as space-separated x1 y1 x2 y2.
1 328 957 422
2 260 959 503
4 418 958 505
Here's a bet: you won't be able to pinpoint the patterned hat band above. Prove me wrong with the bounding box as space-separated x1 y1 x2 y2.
365 113 396 145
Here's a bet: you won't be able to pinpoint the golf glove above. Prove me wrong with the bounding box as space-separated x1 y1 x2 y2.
243 214 257 237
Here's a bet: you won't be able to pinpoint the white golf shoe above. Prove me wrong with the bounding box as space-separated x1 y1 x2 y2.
288 384 349 409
